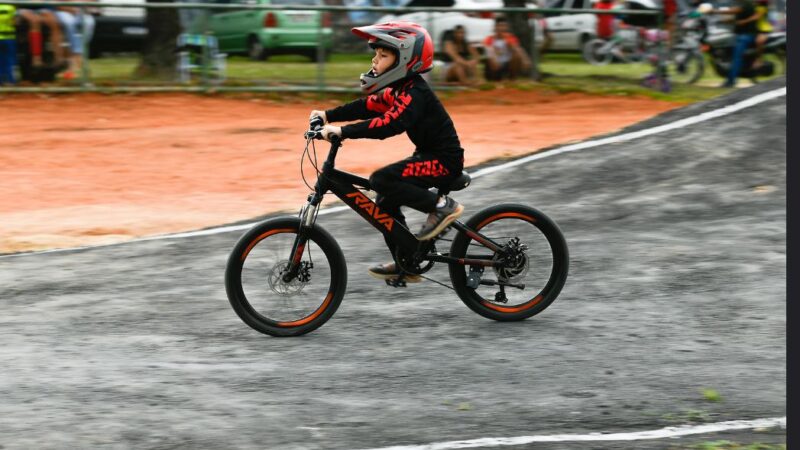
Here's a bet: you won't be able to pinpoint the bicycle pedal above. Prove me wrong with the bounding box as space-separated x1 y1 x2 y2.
385 278 407 288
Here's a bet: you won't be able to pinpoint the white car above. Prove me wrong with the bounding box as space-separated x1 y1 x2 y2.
542 0 600 50
378 0 612 53
377 0 545 54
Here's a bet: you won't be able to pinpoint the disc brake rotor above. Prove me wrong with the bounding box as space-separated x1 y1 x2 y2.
267 260 309 296
493 238 530 282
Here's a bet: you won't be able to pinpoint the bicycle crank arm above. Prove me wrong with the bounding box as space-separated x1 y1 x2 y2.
479 279 525 290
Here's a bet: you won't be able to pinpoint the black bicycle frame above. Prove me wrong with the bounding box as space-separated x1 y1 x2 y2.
283 138 506 281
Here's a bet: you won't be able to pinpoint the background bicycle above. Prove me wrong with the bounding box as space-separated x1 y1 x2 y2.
583 24 704 85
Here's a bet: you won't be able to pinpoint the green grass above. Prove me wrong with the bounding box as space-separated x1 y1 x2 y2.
81 50 780 102
701 388 723 402
88 53 371 85
535 52 738 103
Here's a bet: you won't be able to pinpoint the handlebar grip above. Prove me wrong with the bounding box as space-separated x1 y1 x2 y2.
310 115 325 130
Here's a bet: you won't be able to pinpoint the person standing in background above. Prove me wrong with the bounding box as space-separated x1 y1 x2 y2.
0 4 16 84
54 0 95 80
709 0 758 88
662 0 678 45
16 2 66 69
752 0 772 68
594 0 617 40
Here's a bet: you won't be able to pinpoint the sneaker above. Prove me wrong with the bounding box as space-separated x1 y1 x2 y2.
367 262 422 283
719 81 735 89
416 197 464 241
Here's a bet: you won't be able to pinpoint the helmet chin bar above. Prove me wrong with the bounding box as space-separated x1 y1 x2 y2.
359 60 404 94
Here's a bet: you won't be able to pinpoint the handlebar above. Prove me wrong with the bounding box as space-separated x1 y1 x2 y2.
309 115 324 130
304 115 342 144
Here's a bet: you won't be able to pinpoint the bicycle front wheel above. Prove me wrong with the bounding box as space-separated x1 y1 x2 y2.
225 217 347 337
449 204 569 322
583 39 613 65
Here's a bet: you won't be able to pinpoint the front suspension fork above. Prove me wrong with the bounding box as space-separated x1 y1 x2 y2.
282 194 321 283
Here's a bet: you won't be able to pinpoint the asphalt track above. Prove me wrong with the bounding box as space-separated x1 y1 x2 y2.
0 78 786 449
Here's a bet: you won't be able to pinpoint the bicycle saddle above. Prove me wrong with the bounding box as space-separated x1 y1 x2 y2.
431 170 471 197
448 170 471 192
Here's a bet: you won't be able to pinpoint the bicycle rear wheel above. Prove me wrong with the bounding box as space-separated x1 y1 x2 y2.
669 49 705 84
225 217 347 337
449 204 568 321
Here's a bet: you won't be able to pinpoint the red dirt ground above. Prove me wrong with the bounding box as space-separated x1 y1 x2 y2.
1 89 681 253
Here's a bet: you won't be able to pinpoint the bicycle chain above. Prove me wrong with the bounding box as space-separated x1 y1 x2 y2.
394 234 456 291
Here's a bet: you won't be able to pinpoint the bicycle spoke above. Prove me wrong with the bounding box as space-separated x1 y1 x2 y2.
469 219 553 306
240 232 333 323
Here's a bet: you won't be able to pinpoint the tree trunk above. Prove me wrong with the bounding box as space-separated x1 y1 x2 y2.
503 0 540 80
503 0 532 54
135 0 181 78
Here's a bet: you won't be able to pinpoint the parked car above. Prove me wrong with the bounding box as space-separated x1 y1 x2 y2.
379 0 609 54
542 0 599 51
187 0 333 61
89 0 148 58
377 0 545 55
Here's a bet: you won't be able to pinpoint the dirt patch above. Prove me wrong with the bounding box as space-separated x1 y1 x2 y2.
0 89 681 253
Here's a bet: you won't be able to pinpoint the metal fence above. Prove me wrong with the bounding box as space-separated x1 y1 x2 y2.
1 1 662 93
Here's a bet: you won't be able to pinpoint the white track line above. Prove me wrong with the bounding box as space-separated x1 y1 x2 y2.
469 87 786 178
1 87 785 259
359 417 786 450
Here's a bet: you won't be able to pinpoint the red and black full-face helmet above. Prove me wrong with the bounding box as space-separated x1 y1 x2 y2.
351 21 434 94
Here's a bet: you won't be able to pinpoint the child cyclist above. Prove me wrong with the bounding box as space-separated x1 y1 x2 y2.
309 21 465 283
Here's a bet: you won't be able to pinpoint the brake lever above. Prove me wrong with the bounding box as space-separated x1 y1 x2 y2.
304 129 343 143
309 115 325 130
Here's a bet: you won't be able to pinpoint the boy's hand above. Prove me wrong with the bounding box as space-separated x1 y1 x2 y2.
309 110 328 124
321 125 341 142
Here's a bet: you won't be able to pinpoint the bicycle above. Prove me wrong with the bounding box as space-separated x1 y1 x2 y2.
667 13 708 85
583 28 644 66
224 117 570 337
583 26 704 86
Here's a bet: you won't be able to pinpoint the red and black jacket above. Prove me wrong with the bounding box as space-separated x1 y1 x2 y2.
325 75 464 166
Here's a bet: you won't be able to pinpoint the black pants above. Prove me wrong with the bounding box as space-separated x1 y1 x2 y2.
369 153 462 261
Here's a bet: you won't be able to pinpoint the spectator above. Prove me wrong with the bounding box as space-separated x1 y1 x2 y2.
15 3 65 68
709 0 758 88
752 0 772 68
594 0 617 40
0 4 15 84
441 25 480 85
54 0 95 80
662 0 678 45
482 16 531 81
